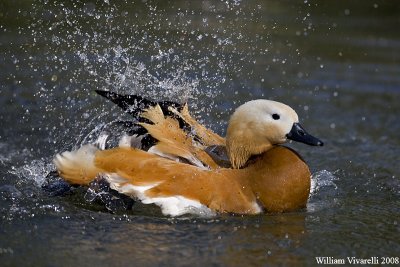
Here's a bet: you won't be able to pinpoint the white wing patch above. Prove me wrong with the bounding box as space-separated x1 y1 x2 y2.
251 201 262 214
105 174 157 199
118 134 144 149
141 196 215 217
104 173 214 217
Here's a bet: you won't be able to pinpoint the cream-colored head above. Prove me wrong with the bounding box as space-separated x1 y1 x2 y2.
226 99 322 169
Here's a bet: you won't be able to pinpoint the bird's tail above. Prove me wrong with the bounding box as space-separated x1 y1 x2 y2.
53 144 101 185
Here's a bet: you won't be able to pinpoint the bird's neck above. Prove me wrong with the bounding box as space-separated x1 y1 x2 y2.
226 134 273 169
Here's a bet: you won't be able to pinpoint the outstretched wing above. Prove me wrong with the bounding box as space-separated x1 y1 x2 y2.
138 104 219 169
96 90 225 168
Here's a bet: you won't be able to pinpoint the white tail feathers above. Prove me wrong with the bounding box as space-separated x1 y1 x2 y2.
53 144 100 185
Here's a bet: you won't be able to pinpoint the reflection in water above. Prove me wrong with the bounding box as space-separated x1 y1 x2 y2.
220 214 308 266
43 213 308 266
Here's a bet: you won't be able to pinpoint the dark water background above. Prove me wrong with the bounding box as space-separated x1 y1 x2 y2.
1 0 399 266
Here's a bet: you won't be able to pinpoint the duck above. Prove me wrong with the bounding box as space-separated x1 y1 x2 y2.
54 90 323 216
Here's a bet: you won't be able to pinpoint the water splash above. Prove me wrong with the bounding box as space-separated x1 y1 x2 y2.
9 159 54 187
2 160 65 222
15 1 315 217
308 170 340 212
310 169 339 195
0 143 12 166
27 0 303 112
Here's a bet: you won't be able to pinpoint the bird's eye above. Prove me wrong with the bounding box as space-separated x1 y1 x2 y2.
272 113 280 120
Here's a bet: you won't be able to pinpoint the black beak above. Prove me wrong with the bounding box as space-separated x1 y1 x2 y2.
286 123 324 146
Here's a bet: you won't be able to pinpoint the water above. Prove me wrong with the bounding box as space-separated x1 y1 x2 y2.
1 0 399 266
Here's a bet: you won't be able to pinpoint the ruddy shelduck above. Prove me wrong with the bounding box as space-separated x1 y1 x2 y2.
54 90 323 216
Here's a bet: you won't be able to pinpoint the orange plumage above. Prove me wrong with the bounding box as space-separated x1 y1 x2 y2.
54 92 323 216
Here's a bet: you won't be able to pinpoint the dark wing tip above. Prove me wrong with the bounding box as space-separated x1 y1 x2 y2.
95 90 149 119
94 89 107 96
95 89 112 99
